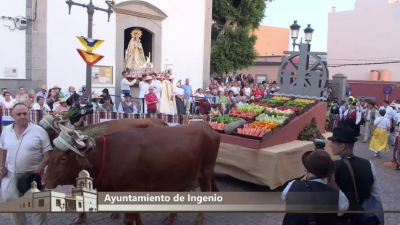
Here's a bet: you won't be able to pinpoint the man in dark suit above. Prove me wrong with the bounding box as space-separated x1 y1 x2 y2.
328 126 383 224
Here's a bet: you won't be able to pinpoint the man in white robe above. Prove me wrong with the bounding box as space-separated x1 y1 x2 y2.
151 74 163 111
159 74 177 115
138 75 151 113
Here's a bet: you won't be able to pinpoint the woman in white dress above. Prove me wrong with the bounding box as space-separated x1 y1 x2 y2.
1 91 14 109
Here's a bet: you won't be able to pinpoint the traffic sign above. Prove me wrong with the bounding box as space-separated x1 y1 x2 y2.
384 86 392 94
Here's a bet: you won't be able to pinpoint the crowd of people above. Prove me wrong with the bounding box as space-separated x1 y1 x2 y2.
327 95 400 172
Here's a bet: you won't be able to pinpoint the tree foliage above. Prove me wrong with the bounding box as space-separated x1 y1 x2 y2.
211 0 273 75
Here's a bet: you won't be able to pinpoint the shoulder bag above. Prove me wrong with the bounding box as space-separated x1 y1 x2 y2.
371 118 383 134
342 158 384 225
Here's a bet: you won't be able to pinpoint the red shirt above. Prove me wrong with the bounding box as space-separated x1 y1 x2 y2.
145 93 158 109
253 89 263 96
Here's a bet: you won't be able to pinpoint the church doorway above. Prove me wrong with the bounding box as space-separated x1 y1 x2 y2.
124 27 153 62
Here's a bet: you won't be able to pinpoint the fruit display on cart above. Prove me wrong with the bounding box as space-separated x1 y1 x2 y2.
276 106 304 115
270 96 291 101
264 107 295 117
208 121 227 131
237 124 271 137
254 102 275 108
293 98 315 104
260 99 286 106
255 113 288 125
229 111 258 121
237 104 265 114
211 115 240 124
285 101 310 108
250 120 279 130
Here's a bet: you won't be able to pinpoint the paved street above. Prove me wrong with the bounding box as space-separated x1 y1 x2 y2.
0 138 399 225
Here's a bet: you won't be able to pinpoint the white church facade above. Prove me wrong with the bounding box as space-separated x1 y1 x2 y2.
0 170 98 213
0 0 212 97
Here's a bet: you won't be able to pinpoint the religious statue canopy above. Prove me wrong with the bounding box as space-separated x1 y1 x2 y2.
124 28 151 72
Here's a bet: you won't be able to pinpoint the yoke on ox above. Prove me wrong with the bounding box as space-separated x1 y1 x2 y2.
42 123 221 225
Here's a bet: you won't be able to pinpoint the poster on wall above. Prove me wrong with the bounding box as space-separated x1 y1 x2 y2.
256 74 267 84
92 66 113 85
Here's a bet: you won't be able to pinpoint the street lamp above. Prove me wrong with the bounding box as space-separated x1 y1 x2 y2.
289 20 314 51
65 0 115 103
303 24 314 43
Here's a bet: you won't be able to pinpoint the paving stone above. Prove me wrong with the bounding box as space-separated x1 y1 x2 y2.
0 132 399 224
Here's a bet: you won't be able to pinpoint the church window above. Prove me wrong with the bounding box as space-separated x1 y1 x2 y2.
78 202 82 208
56 199 61 206
28 202 30 207
38 199 44 207
79 181 84 187
88 182 92 189
23 203 25 208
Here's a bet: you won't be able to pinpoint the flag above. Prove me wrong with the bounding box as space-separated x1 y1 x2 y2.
77 49 104 66
76 36 104 52
1 116 14 131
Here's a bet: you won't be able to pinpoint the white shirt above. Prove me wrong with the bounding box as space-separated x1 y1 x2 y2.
138 82 149 98
281 179 349 216
121 78 136 91
174 87 184 96
374 116 390 129
0 123 53 173
0 95 14 104
1 99 14 109
243 87 251 97
379 106 394 119
32 103 51 114
151 80 163 95
217 86 225 93
231 86 240 95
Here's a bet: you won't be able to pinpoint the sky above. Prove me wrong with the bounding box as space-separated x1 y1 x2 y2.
260 0 356 52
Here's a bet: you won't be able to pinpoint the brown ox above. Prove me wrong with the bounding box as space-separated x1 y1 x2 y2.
38 116 168 224
42 122 220 225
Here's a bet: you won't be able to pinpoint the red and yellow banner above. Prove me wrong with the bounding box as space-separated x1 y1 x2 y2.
76 49 104 66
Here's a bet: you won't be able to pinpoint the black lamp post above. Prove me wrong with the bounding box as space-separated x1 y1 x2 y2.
289 20 314 51
65 0 115 103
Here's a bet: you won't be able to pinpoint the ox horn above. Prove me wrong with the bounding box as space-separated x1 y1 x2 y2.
70 133 86 149
52 117 62 131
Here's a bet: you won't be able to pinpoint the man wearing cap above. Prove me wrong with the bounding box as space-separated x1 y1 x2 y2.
0 103 53 225
151 75 163 111
100 88 114 105
329 126 382 224
35 85 48 99
281 150 349 225
118 94 138 114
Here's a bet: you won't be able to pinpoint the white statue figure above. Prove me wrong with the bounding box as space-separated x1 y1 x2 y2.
124 29 146 71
